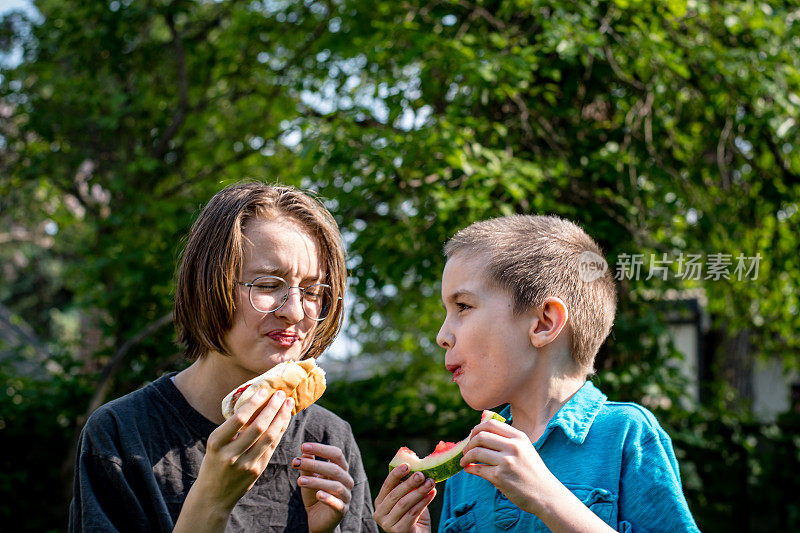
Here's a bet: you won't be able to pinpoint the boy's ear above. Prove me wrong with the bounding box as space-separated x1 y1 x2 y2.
529 297 569 348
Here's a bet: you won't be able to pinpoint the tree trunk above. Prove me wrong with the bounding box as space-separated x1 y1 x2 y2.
717 327 754 411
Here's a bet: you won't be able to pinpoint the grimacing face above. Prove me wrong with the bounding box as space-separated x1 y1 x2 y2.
217 218 325 384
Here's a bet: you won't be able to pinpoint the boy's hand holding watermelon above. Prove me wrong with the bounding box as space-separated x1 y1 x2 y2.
460 417 574 519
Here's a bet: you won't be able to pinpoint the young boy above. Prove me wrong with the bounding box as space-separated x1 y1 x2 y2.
373 215 699 532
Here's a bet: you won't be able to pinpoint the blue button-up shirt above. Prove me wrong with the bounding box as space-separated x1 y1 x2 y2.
439 381 700 532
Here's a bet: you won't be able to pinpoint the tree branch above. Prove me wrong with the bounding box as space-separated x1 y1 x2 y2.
509 92 567 158
152 13 190 160
602 44 646 91
88 312 175 417
0 302 50 375
274 0 335 78
717 116 732 191
765 133 800 186
61 311 175 490
455 0 507 31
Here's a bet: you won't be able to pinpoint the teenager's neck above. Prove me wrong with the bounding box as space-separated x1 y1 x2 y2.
173 354 248 425
508 363 586 444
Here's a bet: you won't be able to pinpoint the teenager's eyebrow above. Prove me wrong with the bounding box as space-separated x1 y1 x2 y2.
247 266 283 278
247 266 322 283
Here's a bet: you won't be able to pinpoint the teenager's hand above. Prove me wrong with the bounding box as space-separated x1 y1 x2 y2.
373 464 435 533
174 389 294 532
460 418 549 515
292 443 354 533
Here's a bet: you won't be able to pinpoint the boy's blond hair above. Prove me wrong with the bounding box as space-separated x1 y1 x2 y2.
444 215 616 373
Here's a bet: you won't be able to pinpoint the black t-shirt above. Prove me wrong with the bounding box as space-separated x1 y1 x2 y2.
69 373 378 532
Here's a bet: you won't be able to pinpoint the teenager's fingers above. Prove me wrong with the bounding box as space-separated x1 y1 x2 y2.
300 442 348 469
297 476 352 504
239 395 294 460
300 453 324 477
383 473 435 525
376 469 423 518
373 472 432 533
294 442 353 487
314 490 346 512
293 455 355 490
298 453 319 475
215 389 285 448
375 463 409 506
396 487 436 531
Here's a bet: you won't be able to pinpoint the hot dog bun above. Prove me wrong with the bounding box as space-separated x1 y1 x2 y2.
221 359 326 419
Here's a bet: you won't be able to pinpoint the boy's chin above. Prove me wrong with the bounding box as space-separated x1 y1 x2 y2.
461 391 503 412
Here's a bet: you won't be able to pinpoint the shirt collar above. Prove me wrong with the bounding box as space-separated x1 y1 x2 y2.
498 380 607 446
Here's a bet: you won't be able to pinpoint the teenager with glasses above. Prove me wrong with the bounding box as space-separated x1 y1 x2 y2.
69 182 378 533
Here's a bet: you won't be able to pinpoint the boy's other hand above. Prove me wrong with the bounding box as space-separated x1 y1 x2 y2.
461 418 554 515
373 464 435 533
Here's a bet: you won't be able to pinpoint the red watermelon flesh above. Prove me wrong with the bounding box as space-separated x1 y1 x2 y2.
432 441 457 455
387 410 506 483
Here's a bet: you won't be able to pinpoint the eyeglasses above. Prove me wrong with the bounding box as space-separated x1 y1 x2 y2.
237 275 338 322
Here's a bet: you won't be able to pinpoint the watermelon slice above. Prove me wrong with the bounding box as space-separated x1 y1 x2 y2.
388 410 506 483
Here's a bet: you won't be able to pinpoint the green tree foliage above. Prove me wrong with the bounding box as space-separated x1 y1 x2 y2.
302 0 800 378
1 0 798 531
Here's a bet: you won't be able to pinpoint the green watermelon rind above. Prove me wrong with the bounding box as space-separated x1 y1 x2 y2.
388 410 506 483
389 438 468 483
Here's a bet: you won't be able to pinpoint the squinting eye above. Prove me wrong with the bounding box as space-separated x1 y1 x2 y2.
254 282 282 292
456 302 470 311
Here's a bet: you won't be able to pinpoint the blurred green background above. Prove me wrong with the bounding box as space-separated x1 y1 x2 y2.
1 0 799 531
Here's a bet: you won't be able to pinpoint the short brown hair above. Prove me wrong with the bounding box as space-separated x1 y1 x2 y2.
174 181 346 361
444 215 616 373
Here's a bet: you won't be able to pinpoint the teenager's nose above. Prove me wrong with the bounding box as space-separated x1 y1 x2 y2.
274 288 305 324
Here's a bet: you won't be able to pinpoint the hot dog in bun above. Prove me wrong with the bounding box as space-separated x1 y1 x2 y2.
221 359 326 419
